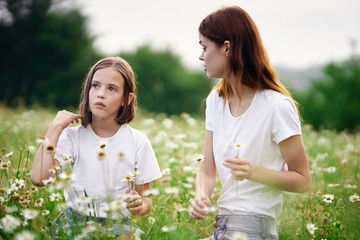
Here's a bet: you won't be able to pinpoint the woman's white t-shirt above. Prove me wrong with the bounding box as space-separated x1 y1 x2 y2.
206 89 301 219
54 124 162 218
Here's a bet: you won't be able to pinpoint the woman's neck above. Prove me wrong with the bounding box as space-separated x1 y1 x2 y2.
91 118 121 138
229 80 256 117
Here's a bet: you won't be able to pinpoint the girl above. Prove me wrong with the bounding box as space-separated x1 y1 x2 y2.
189 6 311 240
31 57 162 239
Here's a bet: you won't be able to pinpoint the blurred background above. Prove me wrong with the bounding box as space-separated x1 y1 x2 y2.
0 0 359 131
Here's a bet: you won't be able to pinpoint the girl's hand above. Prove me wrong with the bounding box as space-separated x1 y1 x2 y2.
125 190 143 215
51 110 82 130
189 196 212 220
223 157 252 180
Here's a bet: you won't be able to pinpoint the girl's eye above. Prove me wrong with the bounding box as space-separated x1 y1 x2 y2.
92 83 99 88
109 87 116 92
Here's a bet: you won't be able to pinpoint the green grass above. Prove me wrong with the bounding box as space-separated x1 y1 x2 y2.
0 106 359 239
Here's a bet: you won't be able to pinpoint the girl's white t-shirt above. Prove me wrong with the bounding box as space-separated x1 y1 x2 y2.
54 124 162 218
206 89 301 219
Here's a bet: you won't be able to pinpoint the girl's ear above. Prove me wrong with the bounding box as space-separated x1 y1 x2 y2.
127 93 134 106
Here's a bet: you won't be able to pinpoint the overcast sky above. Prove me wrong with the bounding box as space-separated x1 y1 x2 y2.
77 0 360 70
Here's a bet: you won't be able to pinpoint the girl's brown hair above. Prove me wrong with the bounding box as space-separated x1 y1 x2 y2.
78 57 137 127
199 6 298 112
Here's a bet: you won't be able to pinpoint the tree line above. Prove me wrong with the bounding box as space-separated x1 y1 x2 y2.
1 0 359 131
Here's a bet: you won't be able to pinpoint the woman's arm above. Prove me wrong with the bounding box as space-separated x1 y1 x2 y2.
223 135 311 193
30 110 81 186
189 130 217 219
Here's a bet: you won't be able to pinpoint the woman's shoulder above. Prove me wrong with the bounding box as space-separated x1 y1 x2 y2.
258 89 293 105
258 89 298 115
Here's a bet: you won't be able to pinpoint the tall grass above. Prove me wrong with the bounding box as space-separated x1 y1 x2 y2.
0 106 359 239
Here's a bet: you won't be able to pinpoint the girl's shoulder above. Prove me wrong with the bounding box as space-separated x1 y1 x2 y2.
122 124 151 144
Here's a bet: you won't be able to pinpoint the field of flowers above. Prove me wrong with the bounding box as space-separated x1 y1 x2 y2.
0 105 359 239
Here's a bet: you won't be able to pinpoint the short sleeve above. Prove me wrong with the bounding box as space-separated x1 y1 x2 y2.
271 98 302 144
205 91 216 131
54 128 74 172
134 136 162 184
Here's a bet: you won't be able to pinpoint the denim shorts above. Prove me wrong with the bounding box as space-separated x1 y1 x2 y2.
52 207 143 239
206 215 278 240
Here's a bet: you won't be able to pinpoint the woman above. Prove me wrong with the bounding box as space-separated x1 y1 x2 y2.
189 6 311 240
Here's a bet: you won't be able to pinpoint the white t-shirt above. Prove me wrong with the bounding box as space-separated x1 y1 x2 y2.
54 124 162 218
206 89 301 219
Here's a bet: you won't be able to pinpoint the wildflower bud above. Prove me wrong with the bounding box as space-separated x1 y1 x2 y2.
98 151 106 161
46 145 55 153
118 152 125 162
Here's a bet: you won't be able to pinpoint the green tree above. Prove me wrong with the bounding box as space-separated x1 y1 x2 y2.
295 55 360 131
121 45 212 115
0 0 99 107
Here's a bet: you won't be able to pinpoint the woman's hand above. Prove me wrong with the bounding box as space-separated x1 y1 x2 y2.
223 157 252 180
189 196 212 220
125 190 144 216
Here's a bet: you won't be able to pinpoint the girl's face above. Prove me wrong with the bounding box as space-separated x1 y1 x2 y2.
199 34 227 79
89 67 130 122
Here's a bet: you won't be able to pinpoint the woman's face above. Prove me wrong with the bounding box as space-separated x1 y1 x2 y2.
199 34 227 79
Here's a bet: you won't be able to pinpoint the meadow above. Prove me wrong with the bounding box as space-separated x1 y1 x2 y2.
0 106 359 239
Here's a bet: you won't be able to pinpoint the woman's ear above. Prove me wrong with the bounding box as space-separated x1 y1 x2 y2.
224 40 230 56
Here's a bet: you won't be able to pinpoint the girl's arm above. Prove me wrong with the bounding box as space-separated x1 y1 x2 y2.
223 135 312 193
126 183 152 216
30 110 82 186
189 130 217 219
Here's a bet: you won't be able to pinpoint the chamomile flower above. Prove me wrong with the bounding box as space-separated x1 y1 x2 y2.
328 182 339 187
233 143 242 157
46 145 55 153
161 225 176 232
5 152 13 158
11 179 25 191
164 187 179 195
42 177 55 185
36 136 49 145
34 198 44 207
98 151 106 161
22 209 39 220
49 192 62 202
349 193 360 202
1 215 21 233
96 139 107 152
41 210 50 216
322 194 334 203
306 223 317 236
142 188 160 197
148 216 156 224
0 160 10 170
344 184 357 189
14 230 35 240
118 152 125 162
231 232 248 240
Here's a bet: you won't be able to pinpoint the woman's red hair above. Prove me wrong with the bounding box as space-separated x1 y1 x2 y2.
199 6 299 113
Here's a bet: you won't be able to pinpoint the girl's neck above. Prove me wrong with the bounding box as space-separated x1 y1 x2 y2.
91 118 121 138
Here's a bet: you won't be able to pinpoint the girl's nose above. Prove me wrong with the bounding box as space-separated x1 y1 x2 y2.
98 87 106 98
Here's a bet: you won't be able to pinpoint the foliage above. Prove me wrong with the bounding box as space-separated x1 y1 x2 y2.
120 45 212 115
0 106 359 239
295 55 360 132
0 0 100 107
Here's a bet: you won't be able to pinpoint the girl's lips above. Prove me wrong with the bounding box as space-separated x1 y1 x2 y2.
95 102 105 108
